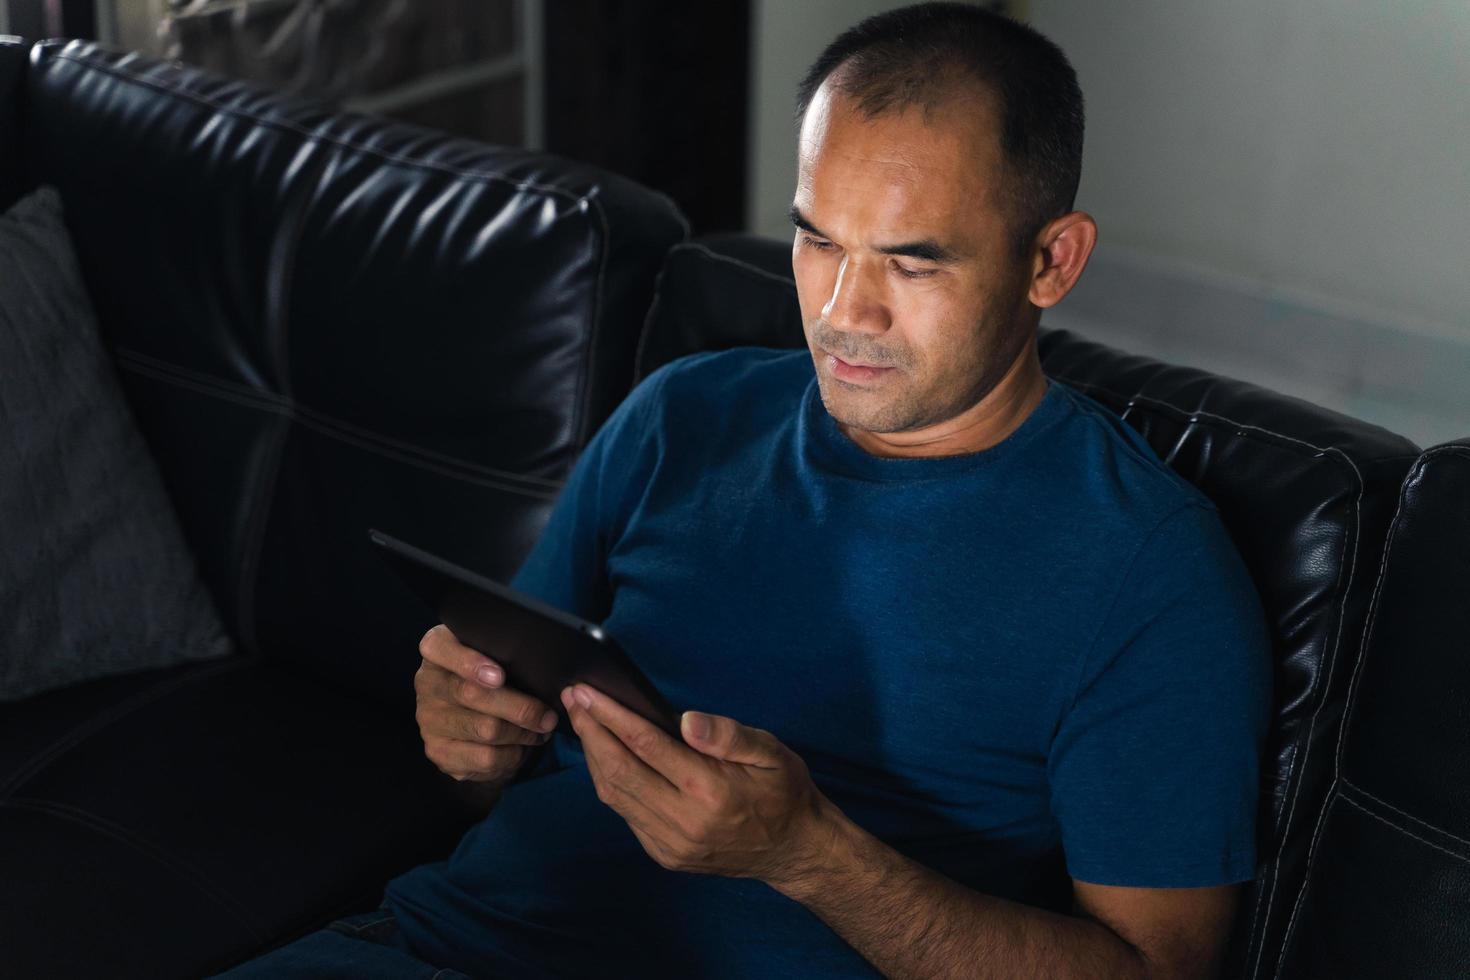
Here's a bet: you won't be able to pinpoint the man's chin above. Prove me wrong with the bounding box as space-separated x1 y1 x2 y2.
815 377 916 435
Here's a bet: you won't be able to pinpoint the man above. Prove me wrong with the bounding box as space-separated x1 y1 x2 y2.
222 4 1270 978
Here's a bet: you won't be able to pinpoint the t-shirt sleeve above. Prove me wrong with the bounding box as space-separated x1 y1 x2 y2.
1048 502 1273 888
508 364 672 621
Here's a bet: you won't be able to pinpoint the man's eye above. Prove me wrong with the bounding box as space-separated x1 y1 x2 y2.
800 234 835 251
896 264 936 280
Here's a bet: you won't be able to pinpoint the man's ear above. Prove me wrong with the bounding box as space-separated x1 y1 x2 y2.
1027 211 1098 309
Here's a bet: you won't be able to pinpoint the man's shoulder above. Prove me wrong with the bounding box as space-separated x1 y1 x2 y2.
645 346 810 387
636 346 811 414
598 347 810 458
1045 379 1219 527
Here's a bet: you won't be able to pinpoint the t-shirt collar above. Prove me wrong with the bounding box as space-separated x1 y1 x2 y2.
799 370 1068 482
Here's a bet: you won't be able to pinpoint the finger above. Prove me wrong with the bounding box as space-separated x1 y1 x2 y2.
421 704 550 747
415 660 463 703
566 684 701 786
463 709 553 747
449 676 560 734
418 624 504 687
584 741 683 841
565 688 679 805
418 664 559 736
680 711 783 769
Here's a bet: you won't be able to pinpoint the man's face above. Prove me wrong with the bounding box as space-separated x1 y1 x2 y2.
792 81 1034 436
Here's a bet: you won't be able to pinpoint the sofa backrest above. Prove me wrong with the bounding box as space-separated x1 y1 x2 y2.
4 39 686 704
636 235 1423 978
1277 440 1470 979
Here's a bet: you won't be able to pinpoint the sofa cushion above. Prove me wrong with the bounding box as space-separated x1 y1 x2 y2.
0 655 483 979
635 235 805 382
0 185 232 700
1277 441 1470 978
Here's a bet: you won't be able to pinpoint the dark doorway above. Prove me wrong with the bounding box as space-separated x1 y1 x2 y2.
543 2 750 235
3 0 94 38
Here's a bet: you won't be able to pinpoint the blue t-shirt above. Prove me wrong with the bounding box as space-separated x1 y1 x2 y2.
386 348 1272 978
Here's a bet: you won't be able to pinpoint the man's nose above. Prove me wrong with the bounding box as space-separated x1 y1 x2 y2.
821 254 892 334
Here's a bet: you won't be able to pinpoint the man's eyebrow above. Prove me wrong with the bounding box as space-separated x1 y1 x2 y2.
789 205 827 238
877 238 962 264
788 205 962 265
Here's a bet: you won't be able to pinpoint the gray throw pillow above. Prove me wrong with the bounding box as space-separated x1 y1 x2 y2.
0 185 233 700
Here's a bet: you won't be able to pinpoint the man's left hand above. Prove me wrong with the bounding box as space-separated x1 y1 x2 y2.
561 683 836 886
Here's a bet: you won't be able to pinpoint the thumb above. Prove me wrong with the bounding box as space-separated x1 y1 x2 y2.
681 711 782 768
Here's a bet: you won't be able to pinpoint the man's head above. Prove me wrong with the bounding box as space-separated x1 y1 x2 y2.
791 3 1095 451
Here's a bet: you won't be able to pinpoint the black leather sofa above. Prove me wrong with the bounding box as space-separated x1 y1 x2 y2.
1 38 1464 979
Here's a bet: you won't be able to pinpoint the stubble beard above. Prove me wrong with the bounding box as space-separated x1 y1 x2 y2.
808 316 1027 437
807 320 926 433
815 368 937 434
807 319 985 436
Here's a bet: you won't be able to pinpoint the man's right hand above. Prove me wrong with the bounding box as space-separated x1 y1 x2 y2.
415 624 561 785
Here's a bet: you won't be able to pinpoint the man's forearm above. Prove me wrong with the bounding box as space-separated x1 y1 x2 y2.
766 799 1148 980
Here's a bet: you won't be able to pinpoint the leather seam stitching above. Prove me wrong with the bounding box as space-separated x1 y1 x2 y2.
1270 465 1404 973
631 251 674 383
1258 473 1364 978
0 658 247 798
1336 792 1470 866
114 352 562 499
1332 467 1415 779
1342 779 1470 851
1045 375 1367 461
680 242 797 286
632 243 798 382
2 797 269 940
1271 453 1445 974
233 127 326 659
114 344 564 490
1414 444 1470 463
234 410 290 658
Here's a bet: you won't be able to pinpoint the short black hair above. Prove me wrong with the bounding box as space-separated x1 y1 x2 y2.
795 2 1084 256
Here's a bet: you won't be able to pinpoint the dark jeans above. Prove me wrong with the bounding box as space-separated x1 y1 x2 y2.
210 907 475 979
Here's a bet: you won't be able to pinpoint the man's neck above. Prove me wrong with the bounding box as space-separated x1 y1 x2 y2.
838 346 1049 460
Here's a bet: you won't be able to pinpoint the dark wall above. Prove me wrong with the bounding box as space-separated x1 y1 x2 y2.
544 1 750 235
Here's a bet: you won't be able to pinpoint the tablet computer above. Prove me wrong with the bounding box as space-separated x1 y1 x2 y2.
369 529 681 738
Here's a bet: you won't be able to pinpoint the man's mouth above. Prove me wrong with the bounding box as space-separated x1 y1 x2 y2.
825 351 895 384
